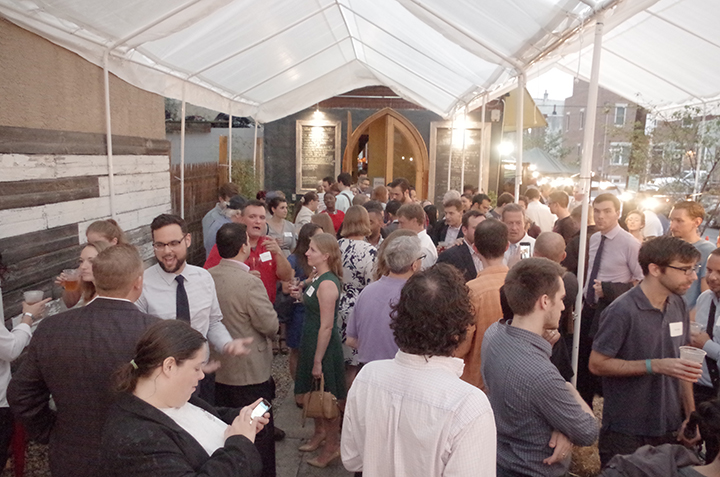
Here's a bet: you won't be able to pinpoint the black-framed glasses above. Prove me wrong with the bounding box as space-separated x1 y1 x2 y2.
666 264 700 276
152 234 188 251
416 254 426 262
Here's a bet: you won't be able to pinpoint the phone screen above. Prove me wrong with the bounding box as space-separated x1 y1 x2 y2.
250 399 272 419
519 242 531 260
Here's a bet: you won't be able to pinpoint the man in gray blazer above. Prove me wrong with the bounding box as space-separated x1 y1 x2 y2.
209 222 279 477
8 245 160 477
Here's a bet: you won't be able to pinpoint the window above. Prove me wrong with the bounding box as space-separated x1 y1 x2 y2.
579 109 585 130
577 143 582 159
614 104 627 126
566 113 570 131
609 142 631 166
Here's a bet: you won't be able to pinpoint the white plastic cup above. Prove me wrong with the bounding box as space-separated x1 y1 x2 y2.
690 322 704 335
680 346 707 364
23 290 44 304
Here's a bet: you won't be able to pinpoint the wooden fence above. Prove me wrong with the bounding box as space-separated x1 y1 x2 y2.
170 162 224 266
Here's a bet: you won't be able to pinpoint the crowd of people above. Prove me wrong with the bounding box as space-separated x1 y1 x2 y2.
2 172 720 477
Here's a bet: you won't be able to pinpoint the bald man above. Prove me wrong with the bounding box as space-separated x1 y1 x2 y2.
534 232 578 382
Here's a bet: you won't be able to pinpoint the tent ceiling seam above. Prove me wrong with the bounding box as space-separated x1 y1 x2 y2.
234 35 351 97
399 0 523 72
353 41 461 104
184 2 337 80
109 0 202 51
602 48 701 104
333 0 360 61
645 10 720 50
337 3 484 85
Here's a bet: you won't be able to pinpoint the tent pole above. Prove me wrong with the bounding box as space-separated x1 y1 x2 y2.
479 94 487 192
102 52 116 220
514 72 525 202
180 85 186 220
253 118 258 185
572 13 605 387
447 113 455 193
460 107 467 191
228 114 233 183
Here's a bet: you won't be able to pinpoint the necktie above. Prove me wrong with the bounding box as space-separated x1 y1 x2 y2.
585 235 606 304
706 300 720 391
175 275 191 323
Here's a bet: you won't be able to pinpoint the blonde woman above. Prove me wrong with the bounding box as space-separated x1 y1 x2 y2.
292 233 345 468
57 241 109 308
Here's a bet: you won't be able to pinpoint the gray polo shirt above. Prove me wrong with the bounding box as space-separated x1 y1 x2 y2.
593 285 689 437
482 322 598 477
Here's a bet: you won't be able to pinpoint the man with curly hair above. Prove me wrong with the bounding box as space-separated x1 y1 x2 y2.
340 264 496 476
482 258 598 477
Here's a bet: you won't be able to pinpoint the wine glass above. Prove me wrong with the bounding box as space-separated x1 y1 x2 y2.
290 277 302 303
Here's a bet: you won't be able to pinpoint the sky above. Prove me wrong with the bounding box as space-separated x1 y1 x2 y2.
526 69 575 101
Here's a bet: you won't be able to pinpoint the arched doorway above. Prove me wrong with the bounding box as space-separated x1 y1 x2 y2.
343 108 429 198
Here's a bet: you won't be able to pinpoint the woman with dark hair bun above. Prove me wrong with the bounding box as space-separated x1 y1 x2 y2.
102 320 269 477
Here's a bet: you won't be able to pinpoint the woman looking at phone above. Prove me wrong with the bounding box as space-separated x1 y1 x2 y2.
291 233 346 468
102 320 269 477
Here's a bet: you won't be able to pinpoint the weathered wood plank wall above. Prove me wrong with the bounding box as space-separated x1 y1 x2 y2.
0 126 171 319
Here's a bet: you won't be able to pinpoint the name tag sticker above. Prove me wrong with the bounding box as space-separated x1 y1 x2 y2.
306 286 315 297
259 251 272 262
284 232 293 237
669 322 683 337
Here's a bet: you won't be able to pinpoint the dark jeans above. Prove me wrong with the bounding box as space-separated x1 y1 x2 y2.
577 303 602 406
216 379 276 477
0 408 13 470
599 428 676 468
497 465 534 477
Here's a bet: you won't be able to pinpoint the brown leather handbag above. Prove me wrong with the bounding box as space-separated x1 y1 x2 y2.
301 374 339 425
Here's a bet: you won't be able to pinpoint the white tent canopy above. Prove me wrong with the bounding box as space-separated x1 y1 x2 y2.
3 0 719 122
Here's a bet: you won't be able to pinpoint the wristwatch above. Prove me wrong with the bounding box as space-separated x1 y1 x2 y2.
22 312 34 322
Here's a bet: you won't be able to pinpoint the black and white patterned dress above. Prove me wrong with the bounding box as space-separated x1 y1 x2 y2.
337 238 377 365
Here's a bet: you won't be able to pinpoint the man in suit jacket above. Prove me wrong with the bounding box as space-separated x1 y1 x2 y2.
436 210 486 282
8 244 160 477
209 223 279 477
430 198 464 246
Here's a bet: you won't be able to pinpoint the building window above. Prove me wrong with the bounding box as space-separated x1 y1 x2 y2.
609 142 631 166
579 109 585 130
614 104 627 126
566 113 570 131
577 143 582 159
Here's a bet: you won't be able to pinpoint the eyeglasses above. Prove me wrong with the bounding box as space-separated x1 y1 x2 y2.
666 264 700 276
416 254 426 262
152 235 188 251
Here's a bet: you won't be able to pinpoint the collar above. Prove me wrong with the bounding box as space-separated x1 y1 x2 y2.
633 282 672 312
602 223 623 240
417 229 429 238
394 350 465 376
503 321 552 357
222 258 250 272
509 234 531 246
478 264 509 276
88 295 133 305
153 263 190 286
464 239 476 252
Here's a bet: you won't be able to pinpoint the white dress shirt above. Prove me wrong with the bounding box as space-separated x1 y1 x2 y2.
503 234 536 265
0 321 32 407
526 200 556 233
417 229 438 270
341 351 496 477
694 290 720 389
136 263 232 352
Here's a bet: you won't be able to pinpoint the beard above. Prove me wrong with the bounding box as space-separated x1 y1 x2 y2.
157 253 187 274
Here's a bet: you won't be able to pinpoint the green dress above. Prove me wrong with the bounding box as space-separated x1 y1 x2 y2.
294 271 347 400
